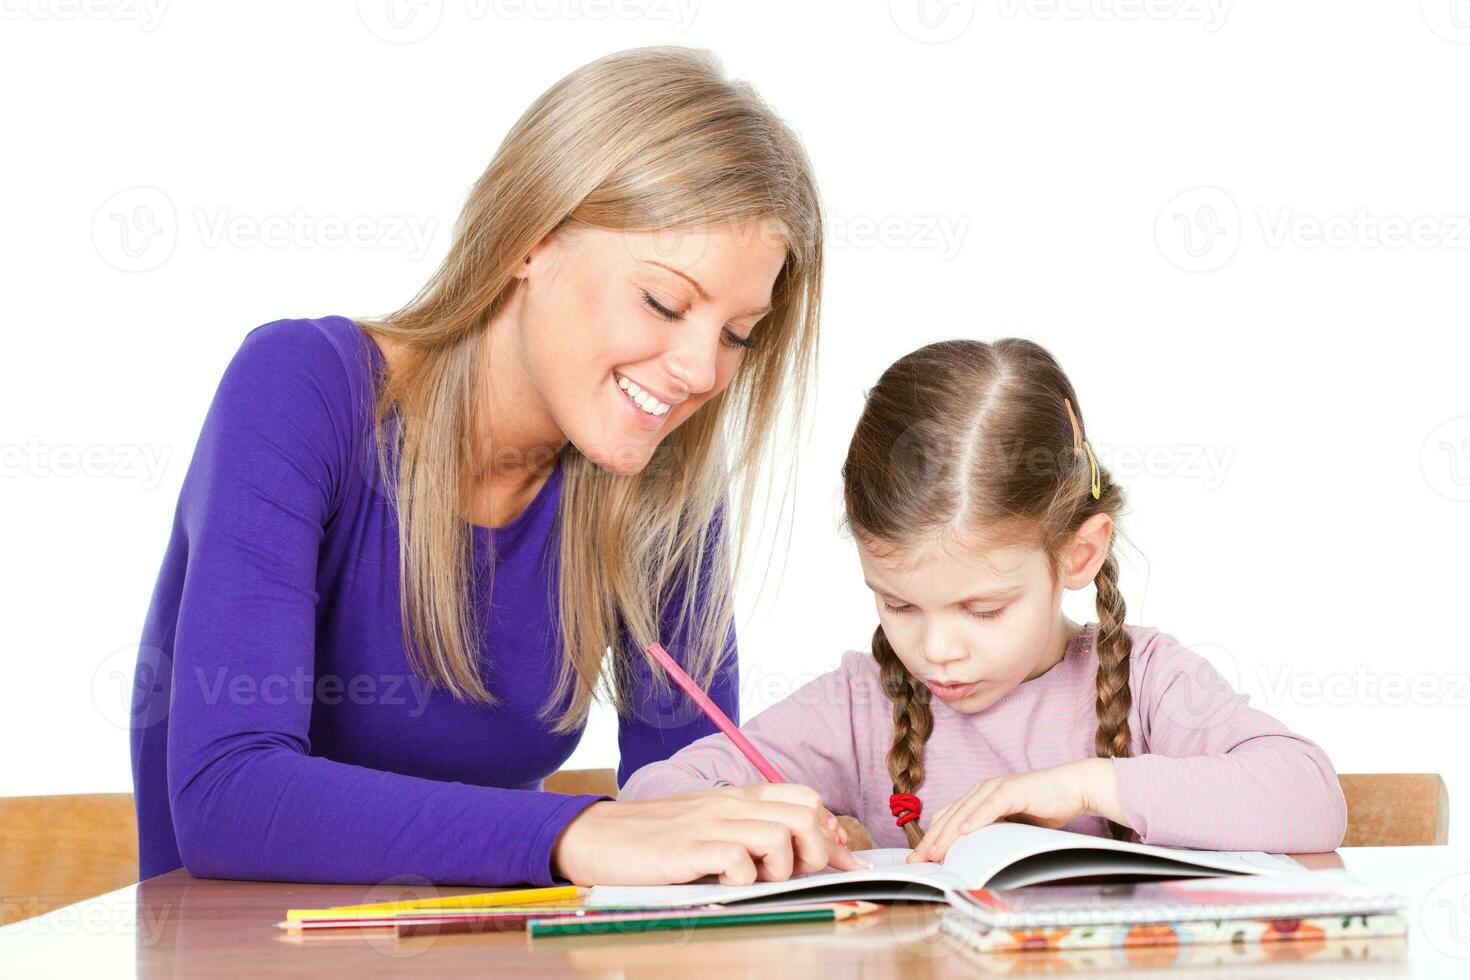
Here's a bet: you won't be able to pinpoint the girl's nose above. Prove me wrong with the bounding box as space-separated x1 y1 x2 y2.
919 623 967 666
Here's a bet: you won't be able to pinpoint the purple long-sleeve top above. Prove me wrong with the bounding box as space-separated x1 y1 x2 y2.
129 315 737 886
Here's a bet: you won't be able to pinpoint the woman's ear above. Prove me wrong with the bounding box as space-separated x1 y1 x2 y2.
512 232 560 280
1060 513 1113 589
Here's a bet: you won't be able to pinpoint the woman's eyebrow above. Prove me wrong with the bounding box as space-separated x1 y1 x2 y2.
641 260 773 318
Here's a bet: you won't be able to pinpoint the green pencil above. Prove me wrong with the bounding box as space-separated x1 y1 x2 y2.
528 901 881 938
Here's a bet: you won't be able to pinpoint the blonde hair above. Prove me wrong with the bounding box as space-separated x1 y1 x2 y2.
353 47 821 731
841 339 1133 843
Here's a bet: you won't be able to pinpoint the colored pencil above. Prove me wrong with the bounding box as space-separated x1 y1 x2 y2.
646 642 787 783
286 884 585 920
528 900 883 938
277 905 676 933
391 905 709 938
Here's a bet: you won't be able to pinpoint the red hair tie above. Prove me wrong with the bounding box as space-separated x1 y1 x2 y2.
889 793 922 828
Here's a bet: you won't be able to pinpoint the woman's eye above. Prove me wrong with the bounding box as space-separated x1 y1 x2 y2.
642 290 757 351
641 290 684 322
882 601 913 614
966 607 1005 621
721 328 757 351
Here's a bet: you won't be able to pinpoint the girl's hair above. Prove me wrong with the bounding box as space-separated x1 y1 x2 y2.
841 339 1133 843
353 47 821 732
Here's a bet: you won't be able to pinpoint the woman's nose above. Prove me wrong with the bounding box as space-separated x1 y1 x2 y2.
664 324 721 396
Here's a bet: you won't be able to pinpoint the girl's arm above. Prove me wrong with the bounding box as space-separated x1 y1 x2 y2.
620 650 872 819
1110 630 1349 853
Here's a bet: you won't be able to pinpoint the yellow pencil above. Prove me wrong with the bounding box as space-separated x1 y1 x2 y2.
286 885 586 920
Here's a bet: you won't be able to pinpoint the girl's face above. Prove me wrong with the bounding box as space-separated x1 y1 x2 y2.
505 220 788 475
856 519 1111 713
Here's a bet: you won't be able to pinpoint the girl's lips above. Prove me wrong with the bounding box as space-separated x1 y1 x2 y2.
925 679 980 702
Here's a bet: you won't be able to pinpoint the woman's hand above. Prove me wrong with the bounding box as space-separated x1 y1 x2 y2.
907 759 1125 863
551 783 871 886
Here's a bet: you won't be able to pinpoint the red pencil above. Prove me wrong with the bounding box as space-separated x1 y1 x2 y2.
646 643 787 783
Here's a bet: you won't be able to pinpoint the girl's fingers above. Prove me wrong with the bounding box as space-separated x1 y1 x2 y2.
955 792 1023 841
929 788 1001 861
913 799 969 862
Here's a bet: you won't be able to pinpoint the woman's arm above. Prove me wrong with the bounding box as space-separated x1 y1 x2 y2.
1110 630 1349 853
160 322 603 887
160 321 859 888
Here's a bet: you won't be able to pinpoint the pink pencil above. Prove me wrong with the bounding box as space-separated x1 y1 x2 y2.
645 643 787 783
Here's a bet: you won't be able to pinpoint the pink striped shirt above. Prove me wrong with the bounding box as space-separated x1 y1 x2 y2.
621 623 1349 853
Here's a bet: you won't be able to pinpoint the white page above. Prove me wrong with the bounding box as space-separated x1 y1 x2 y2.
586 824 1295 908
587 849 951 907
940 823 1296 889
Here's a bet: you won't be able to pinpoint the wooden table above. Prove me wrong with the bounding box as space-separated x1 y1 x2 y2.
3 847 1468 977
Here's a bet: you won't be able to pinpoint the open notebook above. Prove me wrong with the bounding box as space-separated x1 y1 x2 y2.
588 823 1301 908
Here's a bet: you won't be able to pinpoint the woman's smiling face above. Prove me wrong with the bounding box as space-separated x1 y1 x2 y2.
505 220 788 476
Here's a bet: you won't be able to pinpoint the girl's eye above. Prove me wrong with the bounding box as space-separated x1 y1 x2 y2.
966 607 1006 621
882 601 913 614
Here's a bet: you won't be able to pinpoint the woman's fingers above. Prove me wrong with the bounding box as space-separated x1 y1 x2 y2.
712 818 796 881
726 784 869 873
689 840 761 886
751 799 867 873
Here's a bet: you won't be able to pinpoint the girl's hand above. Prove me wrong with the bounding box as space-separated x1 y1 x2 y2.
908 759 1123 863
551 783 870 886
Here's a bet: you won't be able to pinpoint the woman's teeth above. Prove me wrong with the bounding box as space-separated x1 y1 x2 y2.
616 374 671 416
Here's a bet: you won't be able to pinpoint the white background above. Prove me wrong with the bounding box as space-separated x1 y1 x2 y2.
3 2 1468 849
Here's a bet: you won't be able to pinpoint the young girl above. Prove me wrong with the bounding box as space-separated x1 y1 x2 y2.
621 338 1348 866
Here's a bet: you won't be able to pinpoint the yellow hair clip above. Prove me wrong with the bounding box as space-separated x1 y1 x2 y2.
1063 398 1102 500
1083 440 1101 500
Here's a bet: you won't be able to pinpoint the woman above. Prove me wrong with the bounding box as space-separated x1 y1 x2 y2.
130 47 861 888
